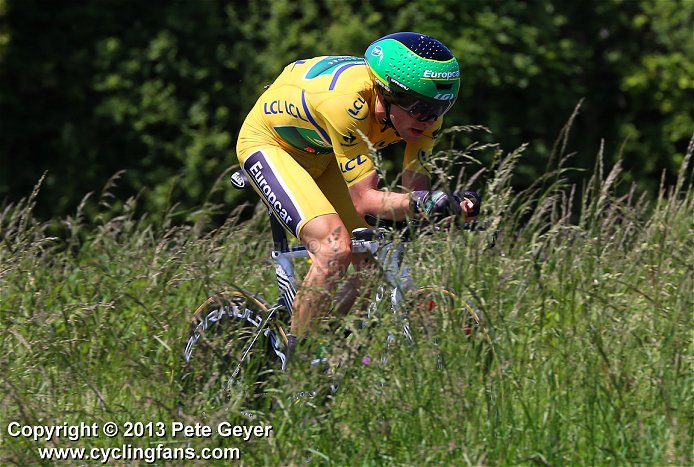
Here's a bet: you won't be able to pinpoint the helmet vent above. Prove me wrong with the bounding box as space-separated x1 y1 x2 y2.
389 32 454 61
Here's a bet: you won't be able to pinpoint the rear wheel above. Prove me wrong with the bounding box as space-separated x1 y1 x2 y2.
178 290 286 416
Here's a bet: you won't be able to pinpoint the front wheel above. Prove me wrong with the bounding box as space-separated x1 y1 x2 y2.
406 286 482 339
406 286 496 370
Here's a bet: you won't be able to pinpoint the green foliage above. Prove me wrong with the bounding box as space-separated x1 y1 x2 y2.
617 0 694 178
1 129 692 464
0 0 692 220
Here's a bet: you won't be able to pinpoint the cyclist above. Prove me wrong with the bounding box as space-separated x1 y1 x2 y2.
236 32 479 354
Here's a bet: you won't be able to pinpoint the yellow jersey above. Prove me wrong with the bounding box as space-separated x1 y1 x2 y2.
237 56 440 186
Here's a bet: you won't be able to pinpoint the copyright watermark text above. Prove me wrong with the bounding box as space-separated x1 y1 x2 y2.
6 421 272 463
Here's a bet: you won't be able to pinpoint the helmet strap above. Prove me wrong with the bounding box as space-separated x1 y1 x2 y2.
377 92 399 136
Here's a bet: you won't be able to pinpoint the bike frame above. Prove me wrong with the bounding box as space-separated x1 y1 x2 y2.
260 209 419 370
267 210 416 318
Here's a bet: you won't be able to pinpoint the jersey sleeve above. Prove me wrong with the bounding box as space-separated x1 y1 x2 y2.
315 93 373 159
315 93 378 186
335 153 375 186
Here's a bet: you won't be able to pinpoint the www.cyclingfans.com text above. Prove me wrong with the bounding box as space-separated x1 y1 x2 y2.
6 421 273 463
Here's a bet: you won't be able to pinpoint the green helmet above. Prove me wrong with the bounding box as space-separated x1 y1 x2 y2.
365 32 460 121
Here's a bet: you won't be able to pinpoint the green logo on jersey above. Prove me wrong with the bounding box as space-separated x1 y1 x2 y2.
304 56 364 79
274 126 332 154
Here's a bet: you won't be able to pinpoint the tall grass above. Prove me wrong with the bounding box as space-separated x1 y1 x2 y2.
1 132 691 465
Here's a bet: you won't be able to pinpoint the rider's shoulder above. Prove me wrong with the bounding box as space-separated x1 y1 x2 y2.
289 56 370 91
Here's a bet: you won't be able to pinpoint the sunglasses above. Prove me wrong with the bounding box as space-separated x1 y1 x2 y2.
387 89 456 122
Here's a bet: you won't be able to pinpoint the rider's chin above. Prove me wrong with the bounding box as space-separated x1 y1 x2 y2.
403 128 424 142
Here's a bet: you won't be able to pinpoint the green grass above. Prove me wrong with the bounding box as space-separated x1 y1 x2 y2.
1 135 692 465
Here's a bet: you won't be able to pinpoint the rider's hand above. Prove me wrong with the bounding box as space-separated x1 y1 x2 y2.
410 190 462 220
452 190 481 223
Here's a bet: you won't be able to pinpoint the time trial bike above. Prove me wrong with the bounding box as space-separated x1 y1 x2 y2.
179 170 495 415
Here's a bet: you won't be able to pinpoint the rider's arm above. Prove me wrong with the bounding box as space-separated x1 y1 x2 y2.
348 172 412 221
349 170 478 221
339 131 434 219
402 170 430 191
401 128 437 190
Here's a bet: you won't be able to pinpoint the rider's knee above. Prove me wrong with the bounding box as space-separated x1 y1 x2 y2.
300 216 352 276
315 234 352 276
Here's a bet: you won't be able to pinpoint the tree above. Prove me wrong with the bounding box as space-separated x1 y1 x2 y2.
1 0 690 221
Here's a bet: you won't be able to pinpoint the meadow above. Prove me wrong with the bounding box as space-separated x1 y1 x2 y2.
1 133 691 465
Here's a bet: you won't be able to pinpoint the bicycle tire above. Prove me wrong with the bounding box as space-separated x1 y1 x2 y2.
407 286 496 370
178 289 287 415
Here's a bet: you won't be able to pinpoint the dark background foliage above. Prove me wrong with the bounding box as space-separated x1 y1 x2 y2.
1 0 692 220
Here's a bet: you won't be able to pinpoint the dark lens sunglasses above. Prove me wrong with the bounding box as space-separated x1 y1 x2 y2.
388 90 455 122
